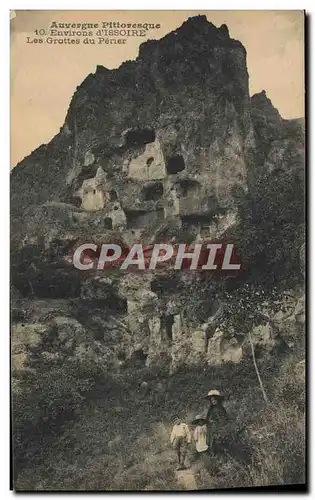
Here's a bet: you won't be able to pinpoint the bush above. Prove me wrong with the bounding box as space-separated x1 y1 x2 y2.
249 402 305 486
202 354 305 490
12 358 107 475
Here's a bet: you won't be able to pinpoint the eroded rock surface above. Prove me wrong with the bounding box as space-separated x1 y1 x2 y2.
10 16 304 374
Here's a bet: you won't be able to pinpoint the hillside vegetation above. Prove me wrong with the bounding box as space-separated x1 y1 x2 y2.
13 349 305 491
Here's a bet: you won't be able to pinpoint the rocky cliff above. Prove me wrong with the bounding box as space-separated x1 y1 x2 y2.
11 15 305 376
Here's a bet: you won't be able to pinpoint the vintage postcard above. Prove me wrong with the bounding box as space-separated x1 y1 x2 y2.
10 10 305 491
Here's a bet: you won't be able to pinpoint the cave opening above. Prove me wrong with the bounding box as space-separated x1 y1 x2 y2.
141 182 164 201
150 274 180 296
126 209 164 229
70 194 82 208
76 164 98 187
104 217 113 230
124 128 155 147
166 154 186 175
63 185 83 208
117 350 126 362
130 348 147 366
200 225 211 239
176 178 200 197
126 210 147 229
164 315 174 341
160 314 174 342
109 189 118 201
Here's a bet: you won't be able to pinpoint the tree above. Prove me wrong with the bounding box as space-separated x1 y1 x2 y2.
220 283 282 404
232 157 304 290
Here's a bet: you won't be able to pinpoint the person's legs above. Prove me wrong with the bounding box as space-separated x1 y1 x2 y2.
173 437 182 468
180 442 188 468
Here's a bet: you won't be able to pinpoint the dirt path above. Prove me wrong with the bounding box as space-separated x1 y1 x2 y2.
175 469 198 490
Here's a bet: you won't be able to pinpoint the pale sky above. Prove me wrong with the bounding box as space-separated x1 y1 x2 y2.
10 10 304 167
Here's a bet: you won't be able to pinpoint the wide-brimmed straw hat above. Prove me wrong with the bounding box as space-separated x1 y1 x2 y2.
204 389 223 400
192 414 208 425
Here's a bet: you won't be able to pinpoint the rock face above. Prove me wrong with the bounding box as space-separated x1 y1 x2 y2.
11 16 253 221
250 90 305 177
10 16 304 374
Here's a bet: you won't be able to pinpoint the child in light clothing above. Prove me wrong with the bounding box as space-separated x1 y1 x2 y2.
170 415 191 470
192 415 208 454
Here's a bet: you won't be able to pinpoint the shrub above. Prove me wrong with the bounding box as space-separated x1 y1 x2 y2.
12 358 107 475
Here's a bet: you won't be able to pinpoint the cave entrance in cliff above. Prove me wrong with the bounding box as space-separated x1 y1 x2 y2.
76 164 98 187
104 217 113 230
69 192 82 208
130 348 147 367
176 178 200 197
161 314 174 342
200 225 211 239
166 155 185 175
109 189 118 201
141 182 164 201
126 209 164 229
124 127 155 147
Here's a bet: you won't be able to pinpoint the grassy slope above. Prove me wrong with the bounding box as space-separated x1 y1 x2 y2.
14 349 305 492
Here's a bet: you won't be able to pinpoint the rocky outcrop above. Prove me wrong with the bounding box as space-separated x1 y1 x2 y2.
10 16 304 375
11 16 254 222
250 90 304 177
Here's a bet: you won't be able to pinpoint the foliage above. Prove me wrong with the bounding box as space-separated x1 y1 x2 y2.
220 283 281 334
12 358 108 473
11 242 82 298
232 163 304 289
